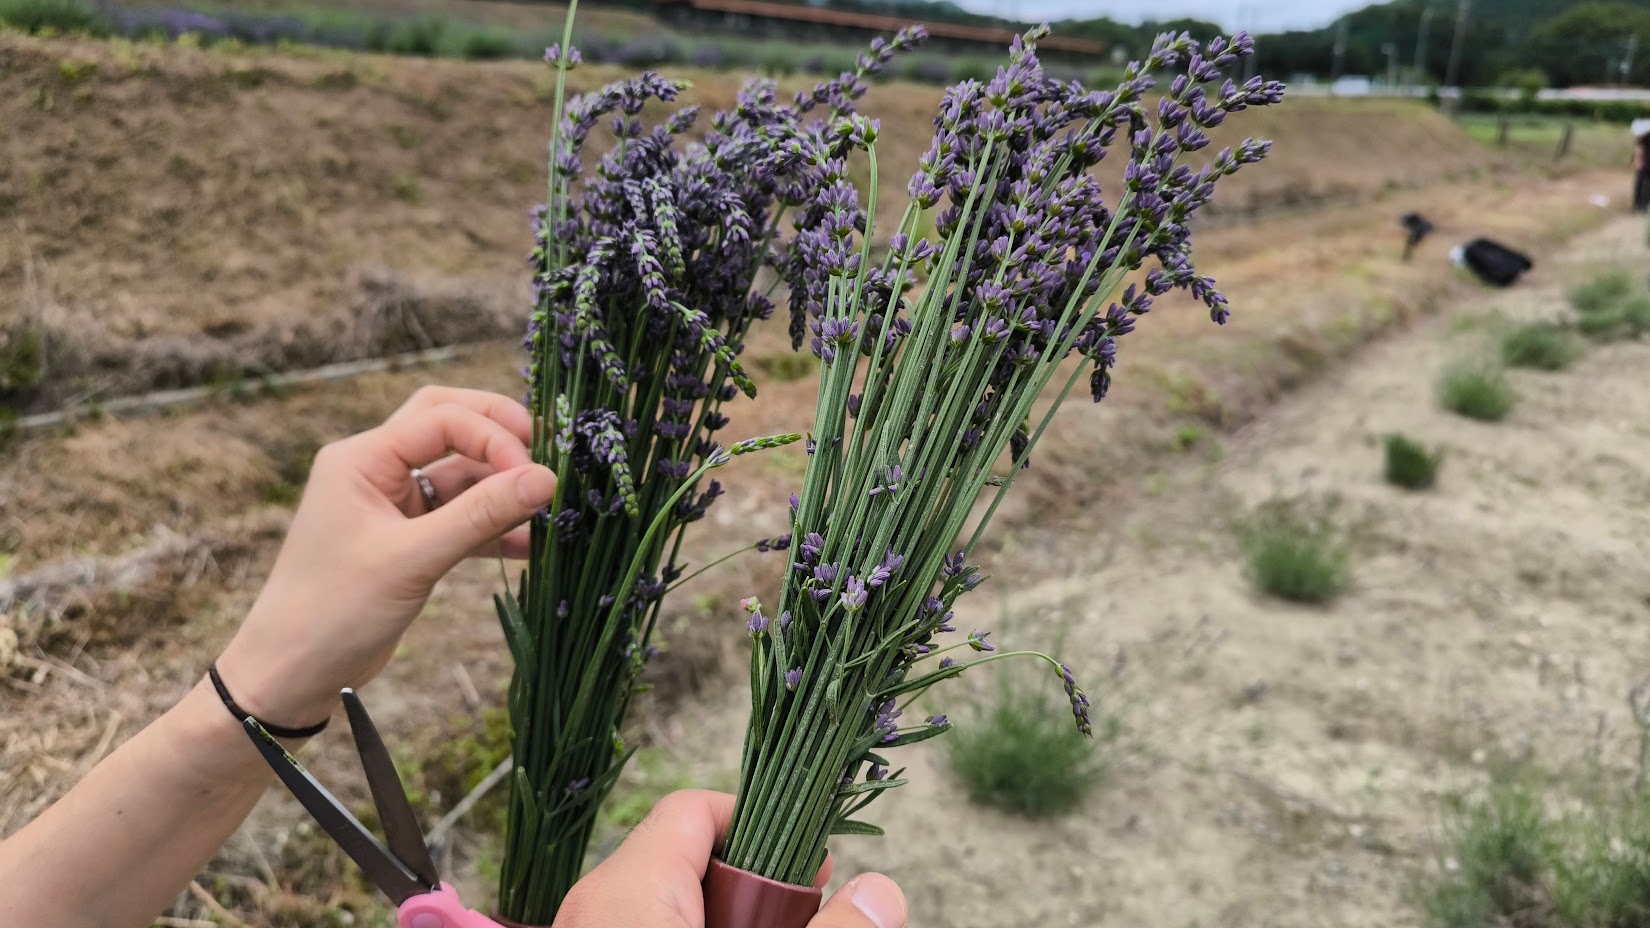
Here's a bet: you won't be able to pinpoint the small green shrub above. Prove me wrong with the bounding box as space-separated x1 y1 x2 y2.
754 352 815 383
1384 434 1443 490
1568 270 1632 316
1499 323 1582 371
1438 361 1517 422
754 43 798 77
1577 306 1627 339
385 16 445 56
1239 498 1352 604
391 174 421 203
0 326 44 397
258 435 322 506
1622 296 1650 336
1557 826 1650 928
945 674 1107 817
1425 781 1559 928
0 0 101 34
453 27 517 60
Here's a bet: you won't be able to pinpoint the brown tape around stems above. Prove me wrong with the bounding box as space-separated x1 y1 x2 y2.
703 858 824 928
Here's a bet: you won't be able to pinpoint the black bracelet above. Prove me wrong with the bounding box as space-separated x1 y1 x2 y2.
208 662 331 740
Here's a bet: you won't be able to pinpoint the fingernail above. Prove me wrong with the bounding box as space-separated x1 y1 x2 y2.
516 466 556 507
850 875 905 928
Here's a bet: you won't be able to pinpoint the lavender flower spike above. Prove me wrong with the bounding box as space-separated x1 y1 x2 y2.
967 630 996 653
841 576 868 612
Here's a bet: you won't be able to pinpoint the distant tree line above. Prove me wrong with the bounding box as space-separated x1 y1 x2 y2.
715 0 1650 88
1255 0 1650 88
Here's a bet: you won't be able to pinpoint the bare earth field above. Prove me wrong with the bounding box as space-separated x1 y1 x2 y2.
2 27 1648 928
736 216 1650 928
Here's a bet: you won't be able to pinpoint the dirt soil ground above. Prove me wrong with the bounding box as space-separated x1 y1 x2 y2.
648 215 1650 928
5 210 1644 927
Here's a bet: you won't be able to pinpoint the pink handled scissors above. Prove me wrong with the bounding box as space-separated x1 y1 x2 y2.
244 690 505 928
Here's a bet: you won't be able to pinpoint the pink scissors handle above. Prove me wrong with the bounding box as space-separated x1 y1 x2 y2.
397 883 507 928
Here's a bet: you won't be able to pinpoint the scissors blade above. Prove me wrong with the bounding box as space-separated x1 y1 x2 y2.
341 689 442 890
242 718 430 906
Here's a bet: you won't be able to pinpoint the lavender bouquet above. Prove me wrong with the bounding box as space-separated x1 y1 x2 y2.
718 29 1284 887
497 6 923 921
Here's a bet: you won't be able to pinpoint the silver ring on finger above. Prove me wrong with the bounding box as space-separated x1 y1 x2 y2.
410 467 441 512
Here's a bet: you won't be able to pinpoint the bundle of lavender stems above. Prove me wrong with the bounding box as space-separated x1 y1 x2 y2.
495 3 924 920
718 29 1283 884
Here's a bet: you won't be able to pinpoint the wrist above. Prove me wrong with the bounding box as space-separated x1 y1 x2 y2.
214 637 337 733
167 679 314 792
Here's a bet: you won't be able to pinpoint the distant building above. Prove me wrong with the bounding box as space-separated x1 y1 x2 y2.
652 0 1106 62
1330 75 1373 96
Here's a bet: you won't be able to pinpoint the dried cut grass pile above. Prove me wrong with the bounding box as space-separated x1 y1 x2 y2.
0 513 287 670
5 270 522 414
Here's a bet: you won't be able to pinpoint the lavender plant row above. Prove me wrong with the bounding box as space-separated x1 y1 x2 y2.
721 29 1284 884
495 5 925 920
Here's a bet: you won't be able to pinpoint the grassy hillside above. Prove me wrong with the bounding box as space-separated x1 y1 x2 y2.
2 32 1504 325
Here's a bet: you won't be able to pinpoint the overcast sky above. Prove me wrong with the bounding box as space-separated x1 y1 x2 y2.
952 0 1373 33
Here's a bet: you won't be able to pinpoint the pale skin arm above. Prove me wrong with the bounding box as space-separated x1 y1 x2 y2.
0 386 559 927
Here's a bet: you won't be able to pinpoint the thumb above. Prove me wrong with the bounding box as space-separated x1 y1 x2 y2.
408 463 556 568
808 874 905 928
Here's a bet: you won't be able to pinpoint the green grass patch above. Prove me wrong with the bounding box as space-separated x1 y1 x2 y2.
1500 323 1583 371
0 326 44 398
1575 295 1650 343
1438 361 1517 422
1238 497 1352 604
1426 775 1650 928
1568 270 1633 316
945 673 1110 817
0 0 100 34
1384 434 1443 491
753 351 815 384
257 434 322 506
1425 779 1560 928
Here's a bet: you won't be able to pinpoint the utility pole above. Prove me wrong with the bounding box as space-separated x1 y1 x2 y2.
1442 0 1471 114
1331 18 1350 83
1384 42 1398 89
1442 0 1470 88
1623 34 1640 86
1413 7 1433 84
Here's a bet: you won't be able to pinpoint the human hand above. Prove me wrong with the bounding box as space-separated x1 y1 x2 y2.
216 386 557 728
555 790 906 928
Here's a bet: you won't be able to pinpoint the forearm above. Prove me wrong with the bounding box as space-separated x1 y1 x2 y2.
0 679 289 927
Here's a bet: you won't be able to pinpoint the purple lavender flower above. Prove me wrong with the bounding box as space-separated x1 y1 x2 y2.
709 24 1275 889
840 576 868 612
868 464 903 498
785 667 803 690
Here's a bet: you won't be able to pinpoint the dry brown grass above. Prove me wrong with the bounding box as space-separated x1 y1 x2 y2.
10 267 519 411
3 31 1510 342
